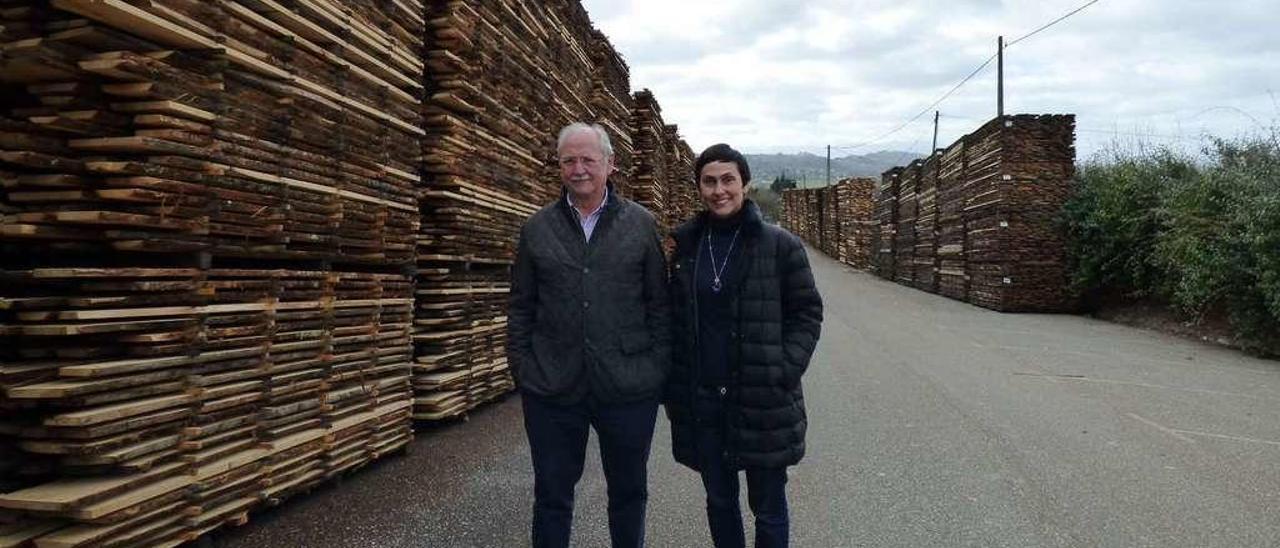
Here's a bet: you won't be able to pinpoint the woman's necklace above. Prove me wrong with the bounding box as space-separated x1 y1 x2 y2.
706 225 742 293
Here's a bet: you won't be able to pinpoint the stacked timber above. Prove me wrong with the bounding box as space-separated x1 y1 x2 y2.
963 115 1076 312
936 140 968 300
0 0 420 545
805 189 821 246
835 177 876 270
630 90 668 217
780 188 800 236
892 163 919 286
415 0 550 420
861 114 1076 312
873 169 900 279
819 185 838 258
913 155 940 292
589 30 634 197
664 125 697 227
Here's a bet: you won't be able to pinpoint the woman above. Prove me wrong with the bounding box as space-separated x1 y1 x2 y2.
665 143 823 548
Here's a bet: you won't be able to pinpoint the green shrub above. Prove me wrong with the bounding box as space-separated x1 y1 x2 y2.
1064 132 1280 354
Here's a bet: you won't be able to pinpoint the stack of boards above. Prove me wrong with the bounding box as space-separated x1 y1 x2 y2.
776 179 875 271
0 0 420 545
867 115 1077 312
0 0 706 545
411 0 699 420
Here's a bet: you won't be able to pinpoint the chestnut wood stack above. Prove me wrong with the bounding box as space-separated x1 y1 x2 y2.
834 177 875 270
415 0 551 421
629 89 668 218
912 155 939 292
863 115 1076 312
588 30 634 198
819 184 838 258
962 115 1076 312
873 167 901 279
936 141 968 300
892 162 919 286
663 125 697 229
1 0 702 545
1 0 422 545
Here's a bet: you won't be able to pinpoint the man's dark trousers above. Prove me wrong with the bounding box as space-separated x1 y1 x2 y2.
523 393 659 548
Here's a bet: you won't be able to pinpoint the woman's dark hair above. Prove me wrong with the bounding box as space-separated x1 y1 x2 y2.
694 143 751 184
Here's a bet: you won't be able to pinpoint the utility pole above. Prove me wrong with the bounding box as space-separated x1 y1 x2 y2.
826 145 831 187
997 35 1004 117
931 111 940 155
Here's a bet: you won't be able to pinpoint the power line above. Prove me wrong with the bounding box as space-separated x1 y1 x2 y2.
832 55 996 152
1006 0 1103 47
831 0 1104 152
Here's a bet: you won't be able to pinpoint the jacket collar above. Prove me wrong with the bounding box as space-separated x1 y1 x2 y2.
673 198 765 248
558 181 617 217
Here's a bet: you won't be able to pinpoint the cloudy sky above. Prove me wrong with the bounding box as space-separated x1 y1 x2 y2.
579 0 1280 161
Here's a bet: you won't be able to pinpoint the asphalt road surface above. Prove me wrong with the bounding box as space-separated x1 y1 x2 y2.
213 247 1280 547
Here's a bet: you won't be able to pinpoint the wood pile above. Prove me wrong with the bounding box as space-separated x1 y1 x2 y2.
936 141 967 300
779 186 800 236
415 0 557 421
588 30 634 198
2 0 699 544
865 115 1076 312
834 177 875 270
912 155 939 292
873 169 900 279
819 185 838 258
663 125 697 229
629 90 668 218
963 115 1076 312
1 0 422 544
893 163 919 286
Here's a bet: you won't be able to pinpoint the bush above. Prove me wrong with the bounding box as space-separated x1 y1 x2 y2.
1063 132 1280 354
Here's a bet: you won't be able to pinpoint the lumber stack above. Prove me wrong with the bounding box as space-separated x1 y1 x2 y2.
803 188 821 245
873 169 899 279
589 30 634 198
893 163 919 286
913 156 940 292
779 186 799 235
415 0 554 421
0 0 421 544
936 140 968 299
835 177 875 270
863 115 1077 312
664 125 697 228
963 115 1076 312
415 0 618 420
819 185 838 258
630 89 668 218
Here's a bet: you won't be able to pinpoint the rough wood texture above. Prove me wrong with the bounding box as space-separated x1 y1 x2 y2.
823 115 1077 312
1 0 421 545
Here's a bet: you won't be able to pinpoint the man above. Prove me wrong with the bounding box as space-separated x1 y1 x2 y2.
507 122 671 548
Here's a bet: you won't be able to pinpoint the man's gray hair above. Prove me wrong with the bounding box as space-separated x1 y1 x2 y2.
557 122 614 159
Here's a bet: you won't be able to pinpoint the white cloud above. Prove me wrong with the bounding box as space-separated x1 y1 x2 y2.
582 0 1280 159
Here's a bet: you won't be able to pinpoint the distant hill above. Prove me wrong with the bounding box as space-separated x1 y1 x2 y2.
743 151 923 189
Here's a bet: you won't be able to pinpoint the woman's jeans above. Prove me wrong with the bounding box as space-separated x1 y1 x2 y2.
695 385 789 548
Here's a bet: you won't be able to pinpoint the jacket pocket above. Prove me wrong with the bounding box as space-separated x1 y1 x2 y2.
619 331 652 355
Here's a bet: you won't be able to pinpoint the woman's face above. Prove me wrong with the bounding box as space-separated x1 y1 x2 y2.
698 161 746 219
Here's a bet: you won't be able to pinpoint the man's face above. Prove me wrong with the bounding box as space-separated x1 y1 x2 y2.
698 160 746 219
558 130 613 202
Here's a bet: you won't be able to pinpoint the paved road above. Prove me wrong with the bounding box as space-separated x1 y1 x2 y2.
214 247 1280 547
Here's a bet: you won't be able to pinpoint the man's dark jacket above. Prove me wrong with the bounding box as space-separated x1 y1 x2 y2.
507 184 672 404
664 200 823 470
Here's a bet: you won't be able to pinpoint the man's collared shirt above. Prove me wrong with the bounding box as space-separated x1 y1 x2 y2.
566 186 609 242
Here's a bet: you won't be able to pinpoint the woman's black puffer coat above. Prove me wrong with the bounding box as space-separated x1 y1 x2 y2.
664 200 823 471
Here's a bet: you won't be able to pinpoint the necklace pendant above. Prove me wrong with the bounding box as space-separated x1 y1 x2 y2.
711 279 722 292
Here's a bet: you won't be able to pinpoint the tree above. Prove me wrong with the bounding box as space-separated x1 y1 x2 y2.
770 173 797 194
